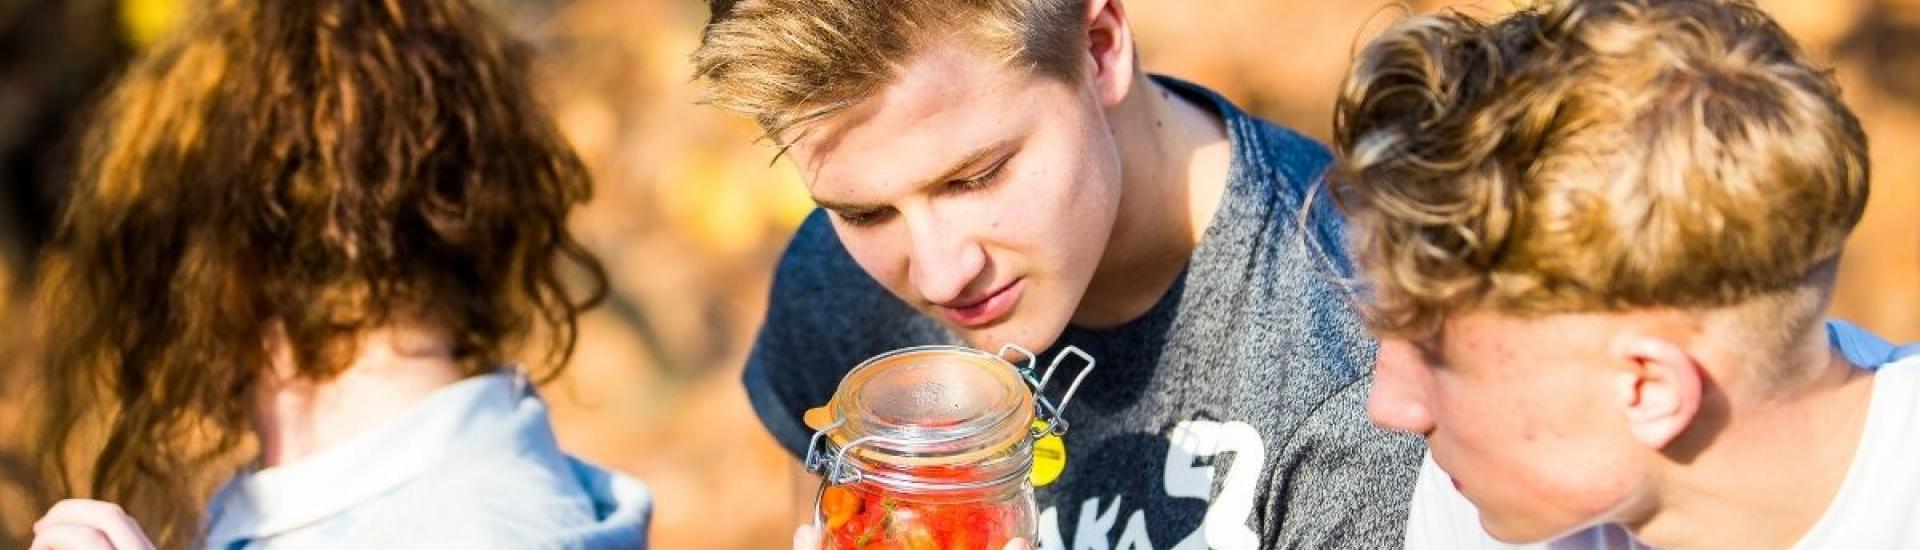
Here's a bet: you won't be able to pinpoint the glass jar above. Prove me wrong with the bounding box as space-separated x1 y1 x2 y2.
805 345 1093 550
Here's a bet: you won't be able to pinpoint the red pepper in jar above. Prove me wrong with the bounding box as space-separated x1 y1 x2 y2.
822 474 1021 550
807 346 1091 550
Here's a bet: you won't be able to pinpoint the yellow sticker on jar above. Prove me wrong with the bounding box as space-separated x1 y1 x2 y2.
1030 420 1066 487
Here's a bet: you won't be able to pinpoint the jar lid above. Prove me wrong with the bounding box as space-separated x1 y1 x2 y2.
806 344 1097 493
823 346 1035 467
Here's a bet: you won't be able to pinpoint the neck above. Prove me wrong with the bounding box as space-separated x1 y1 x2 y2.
1072 75 1231 328
1629 344 1876 550
252 324 467 468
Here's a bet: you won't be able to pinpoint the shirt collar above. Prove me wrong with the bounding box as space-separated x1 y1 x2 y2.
203 370 535 546
1829 318 1906 367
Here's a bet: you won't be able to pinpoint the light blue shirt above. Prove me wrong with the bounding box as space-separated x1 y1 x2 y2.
1829 318 1920 369
202 371 651 549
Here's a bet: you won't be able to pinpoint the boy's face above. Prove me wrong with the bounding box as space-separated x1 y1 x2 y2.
1370 311 1651 542
786 40 1124 352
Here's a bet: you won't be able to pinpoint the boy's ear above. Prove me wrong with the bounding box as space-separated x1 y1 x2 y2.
1083 0 1135 108
1610 334 1704 449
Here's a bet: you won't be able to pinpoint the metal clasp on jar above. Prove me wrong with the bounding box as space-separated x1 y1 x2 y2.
996 343 1096 439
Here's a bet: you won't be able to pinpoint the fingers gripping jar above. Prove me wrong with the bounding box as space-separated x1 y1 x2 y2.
804 344 1095 550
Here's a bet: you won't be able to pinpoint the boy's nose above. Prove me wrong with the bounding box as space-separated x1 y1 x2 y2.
1369 338 1436 436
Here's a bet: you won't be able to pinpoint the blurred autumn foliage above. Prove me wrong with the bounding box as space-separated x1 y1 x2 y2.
2 0 1916 548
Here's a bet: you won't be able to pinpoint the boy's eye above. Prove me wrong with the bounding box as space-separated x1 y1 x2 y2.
834 208 893 227
946 156 1010 194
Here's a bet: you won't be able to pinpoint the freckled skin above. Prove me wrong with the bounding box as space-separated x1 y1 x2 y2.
1373 311 1645 541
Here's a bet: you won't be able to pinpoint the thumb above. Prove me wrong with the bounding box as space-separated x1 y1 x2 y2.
792 523 823 550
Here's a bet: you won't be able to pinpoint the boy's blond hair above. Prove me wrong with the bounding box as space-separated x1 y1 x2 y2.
692 0 1085 142
1331 0 1868 356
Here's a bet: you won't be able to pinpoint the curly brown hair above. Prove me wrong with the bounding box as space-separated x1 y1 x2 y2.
29 0 606 545
1330 0 1867 341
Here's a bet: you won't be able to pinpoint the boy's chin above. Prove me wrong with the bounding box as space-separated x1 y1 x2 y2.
1480 513 1584 545
955 321 1062 355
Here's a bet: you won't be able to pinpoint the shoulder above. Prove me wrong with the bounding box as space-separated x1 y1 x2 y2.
1237 115 1349 254
1282 375 1423 469
389 454 597 527
762 210 928 332
1240 115 1334 194
343 455 649 548
771 209 857 288
1180 85 1352 279
1154 74 1333 200
769 210 869 298
752 210 933 383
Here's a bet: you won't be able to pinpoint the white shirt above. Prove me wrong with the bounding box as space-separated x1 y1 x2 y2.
202 371 651 549
1404 320 1920 550
1789 322 1920 549
1403 455 1648 550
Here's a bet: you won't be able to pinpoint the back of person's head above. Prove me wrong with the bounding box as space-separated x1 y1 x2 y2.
31 0 604 544
692 0 1087 141
1332 0 1867 375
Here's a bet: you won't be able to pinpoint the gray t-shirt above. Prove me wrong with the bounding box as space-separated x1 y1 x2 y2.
743 76 1423 549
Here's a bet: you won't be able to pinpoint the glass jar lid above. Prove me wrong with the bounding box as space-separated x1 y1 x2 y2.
805 344 1096 493
824 346 1035 466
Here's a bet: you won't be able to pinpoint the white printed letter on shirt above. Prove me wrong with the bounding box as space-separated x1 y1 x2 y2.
1166 420 1264 550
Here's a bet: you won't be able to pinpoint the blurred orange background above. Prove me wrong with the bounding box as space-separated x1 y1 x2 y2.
1 0 1915 548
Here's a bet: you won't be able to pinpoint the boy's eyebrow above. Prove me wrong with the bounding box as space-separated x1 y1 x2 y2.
812 197 875 212
811 139 1012 211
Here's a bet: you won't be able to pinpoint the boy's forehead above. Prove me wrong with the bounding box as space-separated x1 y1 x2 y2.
788 42 1046 189
798 42 1020 142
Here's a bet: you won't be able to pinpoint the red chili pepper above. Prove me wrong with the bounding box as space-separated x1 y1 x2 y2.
823 486 861 530
821 465 1021 550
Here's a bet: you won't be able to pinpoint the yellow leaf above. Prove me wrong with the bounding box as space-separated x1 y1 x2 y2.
121 0 185 49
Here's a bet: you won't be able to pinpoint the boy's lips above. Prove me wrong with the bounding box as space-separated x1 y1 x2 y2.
938 280 1024 328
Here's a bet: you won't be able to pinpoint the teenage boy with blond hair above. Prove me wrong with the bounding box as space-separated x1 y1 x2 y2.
1332 0 1920 548
694 0 1422 547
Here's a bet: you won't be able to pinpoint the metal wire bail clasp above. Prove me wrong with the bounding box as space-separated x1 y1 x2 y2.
805 422 877 528
803 416 873 528
803 417 864 485
996 343 1096 438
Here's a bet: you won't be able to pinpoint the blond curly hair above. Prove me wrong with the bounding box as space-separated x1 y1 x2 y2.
1331 0 1868 345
